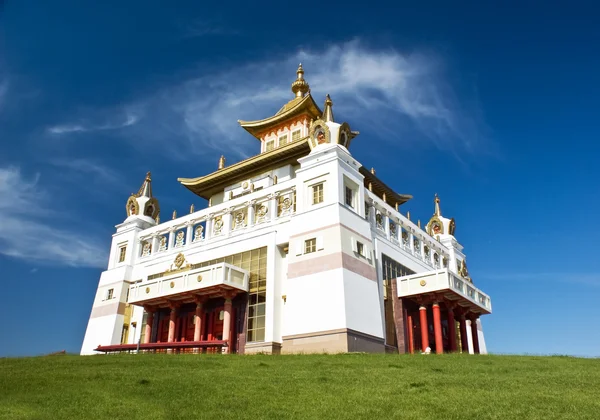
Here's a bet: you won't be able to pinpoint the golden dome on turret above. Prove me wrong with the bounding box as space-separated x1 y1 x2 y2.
291 64 310 98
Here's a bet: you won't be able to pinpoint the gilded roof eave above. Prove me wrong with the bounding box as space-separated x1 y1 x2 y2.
178 138 312 199
360 168 413 207
238 94 322 139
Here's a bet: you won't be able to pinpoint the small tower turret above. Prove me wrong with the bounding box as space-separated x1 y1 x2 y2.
425 194 470 281
125 172 160 224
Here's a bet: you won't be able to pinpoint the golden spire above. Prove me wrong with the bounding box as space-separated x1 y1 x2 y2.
370 167 376 175
418 219 421 228
218 155 226 170
434 193 441 216
137 171 153 198
291 64 310 98
156 214 160 224
172 210 177 220
407 211 411 221
323 94 334 122
190 204 195 214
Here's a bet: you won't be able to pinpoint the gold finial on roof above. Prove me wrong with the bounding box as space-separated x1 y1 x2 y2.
291 63 310 98
395 202 399 211
172 210 177 220
382 192 387 203
156 214 160 223
434 193 441 216
323 94 334 122
418 219 421 228
407 211 411 220
218 155 226 170
370 167 376 175
190 204 195 214
137 171 153 198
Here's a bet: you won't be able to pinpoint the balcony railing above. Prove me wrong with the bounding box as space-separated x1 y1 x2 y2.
366 190 450 269
135 179 297 261
128 262 249 305
396 268 492 313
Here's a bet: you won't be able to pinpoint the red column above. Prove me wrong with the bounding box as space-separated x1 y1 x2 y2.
459 314 468 353
207 311 214 341
407 313 415 354
419 305 429 352
470 315 480 354
167 304 177 354
144 309 154 344
432 302 443 354
194 303 203 342
447 306 457 352
223 293 236 354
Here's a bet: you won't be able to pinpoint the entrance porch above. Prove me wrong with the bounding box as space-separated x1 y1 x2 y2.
393 268 492 354
95 262 249 354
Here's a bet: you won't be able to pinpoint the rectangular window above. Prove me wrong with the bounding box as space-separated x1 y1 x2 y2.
266 140 275 152
356 241 364 256
106 288 114 300
345 186 354 208
312 183 324 204
304 238 317 254
279 134 289 146
291 129 301 142
118 246 127 263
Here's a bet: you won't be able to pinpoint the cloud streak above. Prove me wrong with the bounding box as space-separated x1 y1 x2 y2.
0 166 108 268
47 109 140 135
46 40 491 161
130 41 489 160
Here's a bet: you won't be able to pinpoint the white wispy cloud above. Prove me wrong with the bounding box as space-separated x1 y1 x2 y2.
44 40 490 161
47 109 140 135
48 158 121 184
0 166 108 268
121 40 490 160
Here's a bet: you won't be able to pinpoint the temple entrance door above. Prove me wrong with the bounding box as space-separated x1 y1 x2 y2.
176 312 195 342
212 306 224 341
157 317 170 343
177 312 196 353
207 306 224 354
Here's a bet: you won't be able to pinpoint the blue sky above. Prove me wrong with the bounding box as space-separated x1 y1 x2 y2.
1 1 599 357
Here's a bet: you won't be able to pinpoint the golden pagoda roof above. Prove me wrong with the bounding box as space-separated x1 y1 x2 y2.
178 138 312 199
238 93 322 140
238 64 322 140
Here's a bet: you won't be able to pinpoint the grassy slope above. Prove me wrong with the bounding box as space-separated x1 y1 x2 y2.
1 353 599 420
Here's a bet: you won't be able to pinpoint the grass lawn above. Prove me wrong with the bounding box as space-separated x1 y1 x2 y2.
1 353 599 420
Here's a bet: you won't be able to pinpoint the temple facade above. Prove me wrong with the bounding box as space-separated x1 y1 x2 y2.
81 65 492 356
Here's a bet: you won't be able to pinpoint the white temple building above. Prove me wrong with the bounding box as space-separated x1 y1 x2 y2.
81 65 492 355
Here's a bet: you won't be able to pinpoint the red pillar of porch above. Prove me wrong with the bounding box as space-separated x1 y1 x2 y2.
470 315 480 354
223 292 236 354
407 313 415 354
459 314 468 353
447 306 457 352
432 302 443 354
419 305 429 352
144 308 154 344
168 304 177 343
193 297 205 342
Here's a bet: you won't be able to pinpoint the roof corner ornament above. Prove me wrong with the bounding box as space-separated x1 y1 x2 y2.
218 155 226 170
323 94 334 122
434 193 441 216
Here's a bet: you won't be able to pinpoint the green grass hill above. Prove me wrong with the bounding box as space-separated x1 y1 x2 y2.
1 353 599 420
